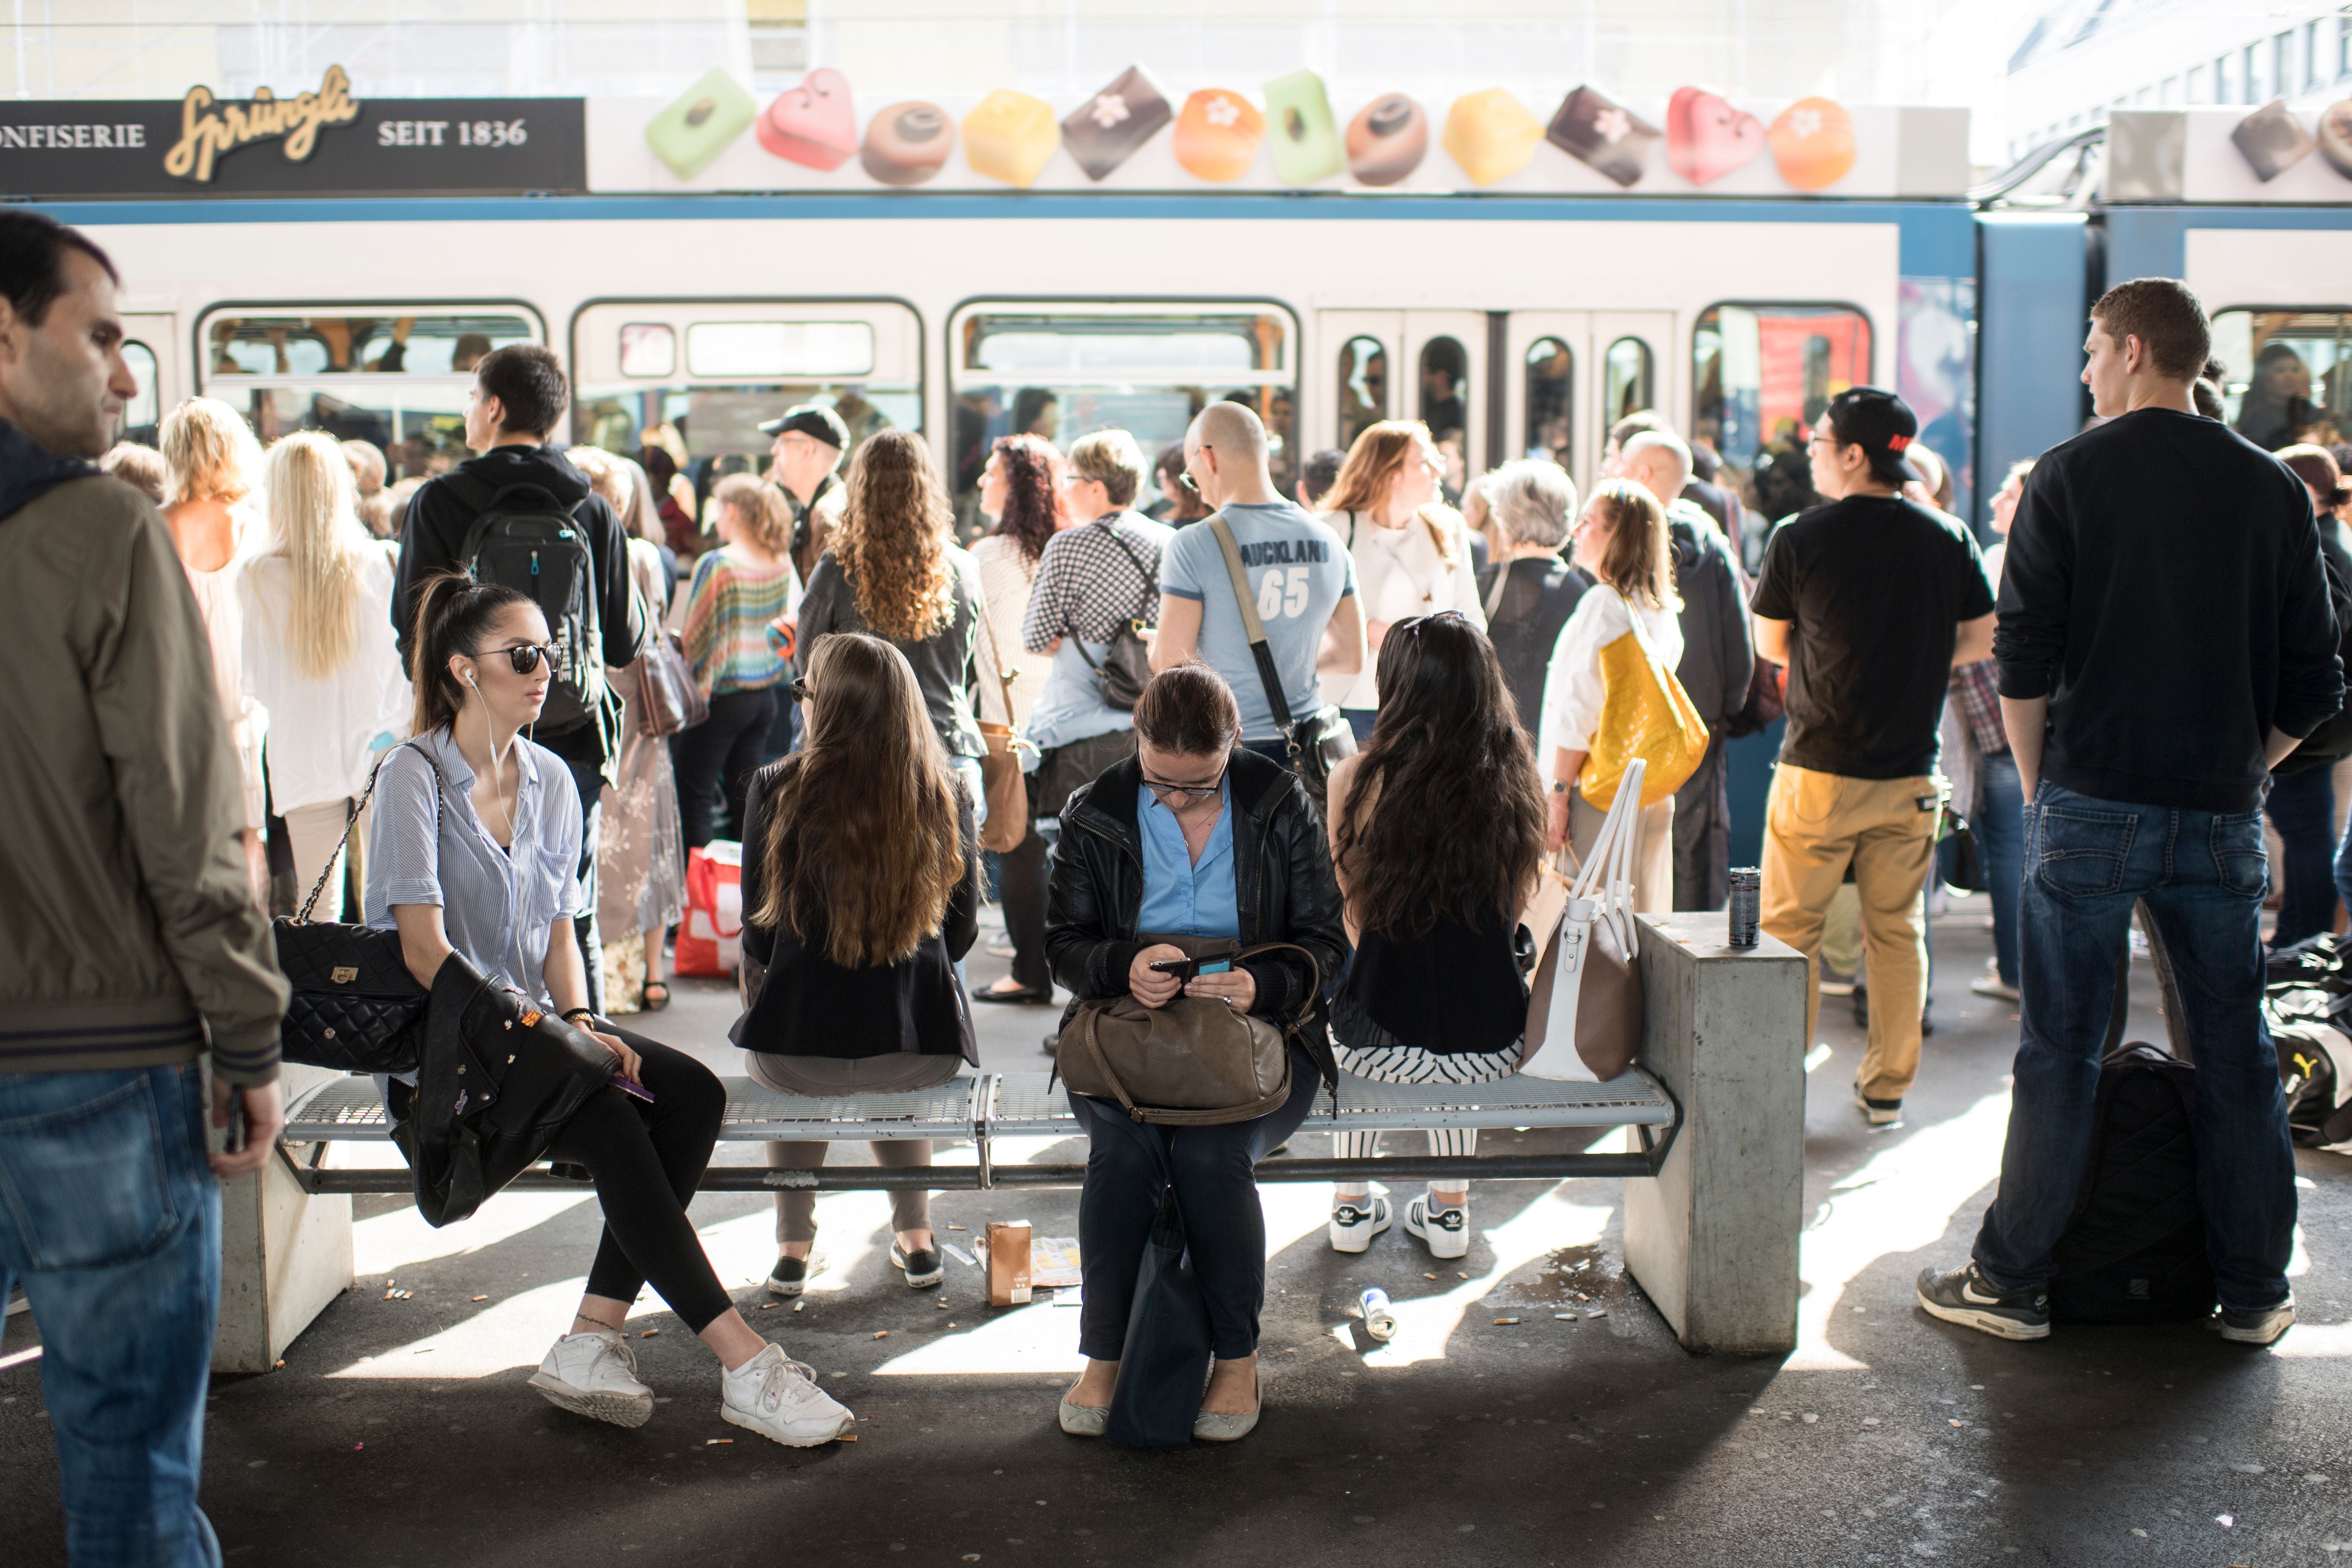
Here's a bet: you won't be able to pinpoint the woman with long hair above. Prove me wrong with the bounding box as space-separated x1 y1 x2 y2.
1324 614 1546 1256
970 433 1069 1005
1317 420 1486 743
2236 341 2319 452
736 632 980 1294
237 432 409 918
675 472 798 848
1540 478 1684 912
366 574 852 1446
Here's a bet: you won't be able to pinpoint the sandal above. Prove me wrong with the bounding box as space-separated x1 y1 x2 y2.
640 981 671 1012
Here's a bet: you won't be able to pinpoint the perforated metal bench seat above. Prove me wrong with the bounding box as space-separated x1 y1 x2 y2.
276 1067 1679 1195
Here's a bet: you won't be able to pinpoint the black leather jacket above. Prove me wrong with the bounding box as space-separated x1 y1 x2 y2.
1045 747 1348 1085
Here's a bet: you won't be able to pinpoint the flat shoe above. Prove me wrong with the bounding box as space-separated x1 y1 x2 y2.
1058 1398 1109 1437
1192 1374 1260 1443
640 981 671 1011
973 983 1052 1006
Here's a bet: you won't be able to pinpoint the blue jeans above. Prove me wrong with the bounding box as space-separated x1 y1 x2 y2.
2267 763 2339 947
1971 783 2296 1312
0 1064 223 1567
1976 752 2027 986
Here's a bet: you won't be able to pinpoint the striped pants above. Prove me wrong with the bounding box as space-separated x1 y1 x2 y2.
1332 1127 1476 1197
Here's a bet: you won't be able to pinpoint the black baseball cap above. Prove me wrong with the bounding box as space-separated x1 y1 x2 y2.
758 403 850 448
1820 387 1922 483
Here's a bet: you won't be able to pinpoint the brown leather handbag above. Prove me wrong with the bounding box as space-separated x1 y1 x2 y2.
1056 937 1318 1124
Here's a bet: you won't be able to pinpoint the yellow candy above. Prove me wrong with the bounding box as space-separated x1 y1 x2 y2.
963 89 1060 188
1443 88 1542 186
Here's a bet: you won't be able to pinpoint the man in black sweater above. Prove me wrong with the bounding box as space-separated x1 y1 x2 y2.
1920 279 2341 1348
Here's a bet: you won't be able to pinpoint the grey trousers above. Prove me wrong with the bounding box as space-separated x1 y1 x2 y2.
741 1051 966 1244
1672 734 1732 913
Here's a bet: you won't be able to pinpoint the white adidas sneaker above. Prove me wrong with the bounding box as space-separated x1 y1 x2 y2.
1328 1194 1393 1253
1403 1194 1470 1260
721 1342 857 1447
528 1330 655 1428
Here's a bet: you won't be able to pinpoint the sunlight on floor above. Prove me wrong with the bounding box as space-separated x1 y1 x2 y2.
351 1192 594 1278
1354 1185 1613 1370
326 1276 591 1379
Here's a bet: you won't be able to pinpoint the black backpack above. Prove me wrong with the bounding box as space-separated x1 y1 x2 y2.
444 472 603 734
2048 1042 2216 1324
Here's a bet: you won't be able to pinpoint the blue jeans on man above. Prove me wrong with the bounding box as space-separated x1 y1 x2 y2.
1971 782 2296 1314
0 1063 225 1567
2265 762 2338 948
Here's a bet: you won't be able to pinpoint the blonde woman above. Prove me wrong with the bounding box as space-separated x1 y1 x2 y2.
161 397 270 889
1316 420 1485 743
237 433 409 917
1539 479 1683 912
675 473 799 849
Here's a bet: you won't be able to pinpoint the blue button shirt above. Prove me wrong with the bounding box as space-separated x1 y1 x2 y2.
1136 779 1240 939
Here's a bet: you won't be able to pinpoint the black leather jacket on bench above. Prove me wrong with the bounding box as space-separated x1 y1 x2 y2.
1045 746 1348 1087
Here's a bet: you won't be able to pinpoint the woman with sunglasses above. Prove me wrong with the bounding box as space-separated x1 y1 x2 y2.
365 574 856 1448
1045 663 1346 1443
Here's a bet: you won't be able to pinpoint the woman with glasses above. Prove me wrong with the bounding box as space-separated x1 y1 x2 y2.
735 633 981 1296
1322 613 1546 1259
1046 663 1346 1444
674 473 799 848
365 574 855 1448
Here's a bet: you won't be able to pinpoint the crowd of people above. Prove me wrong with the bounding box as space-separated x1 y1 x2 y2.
2 206 2340 1554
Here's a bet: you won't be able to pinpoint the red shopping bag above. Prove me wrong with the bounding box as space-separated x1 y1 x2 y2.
674 841 744 977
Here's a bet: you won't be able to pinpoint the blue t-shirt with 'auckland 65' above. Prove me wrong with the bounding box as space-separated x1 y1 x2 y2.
1159 501 1359 742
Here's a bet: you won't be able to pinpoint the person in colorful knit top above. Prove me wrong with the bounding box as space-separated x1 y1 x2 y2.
675 473 799 848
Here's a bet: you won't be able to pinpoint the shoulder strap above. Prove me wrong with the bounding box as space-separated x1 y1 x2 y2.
293 738 446 923
1206 513 1297 734
971 576 1020 727
1092 515 1156 602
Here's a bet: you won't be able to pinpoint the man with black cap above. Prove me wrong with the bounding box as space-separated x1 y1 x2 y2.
1749 387 1996 1129
761 403 850 586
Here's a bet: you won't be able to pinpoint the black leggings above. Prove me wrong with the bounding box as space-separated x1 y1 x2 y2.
673 686 780 848
544 1028 733 1333
997 822 1052 991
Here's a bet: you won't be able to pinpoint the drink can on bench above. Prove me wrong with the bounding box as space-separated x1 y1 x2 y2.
1727 868 1760 947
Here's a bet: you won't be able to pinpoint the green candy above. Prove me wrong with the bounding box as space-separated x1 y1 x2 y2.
1261 70 1343 186
644 68 755 181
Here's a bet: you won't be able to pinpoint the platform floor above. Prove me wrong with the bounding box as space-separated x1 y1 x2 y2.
6 894 2351 1567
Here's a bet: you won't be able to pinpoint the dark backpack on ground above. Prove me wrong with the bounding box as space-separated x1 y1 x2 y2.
444 471 603 735
2048 1042 2216 1325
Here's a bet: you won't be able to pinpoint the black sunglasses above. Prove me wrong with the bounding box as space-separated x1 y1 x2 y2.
791 676 811 702
475 642 555 676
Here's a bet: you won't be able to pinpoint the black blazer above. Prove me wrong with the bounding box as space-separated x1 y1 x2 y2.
734 759 981 1065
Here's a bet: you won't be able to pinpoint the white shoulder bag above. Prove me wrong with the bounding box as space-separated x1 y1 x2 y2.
1519 758 1647 1082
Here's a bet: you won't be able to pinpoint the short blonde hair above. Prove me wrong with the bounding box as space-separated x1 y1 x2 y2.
1067 429 1149 508
160 397 261 505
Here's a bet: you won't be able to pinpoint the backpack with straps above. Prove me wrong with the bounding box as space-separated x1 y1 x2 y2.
444 470 604 734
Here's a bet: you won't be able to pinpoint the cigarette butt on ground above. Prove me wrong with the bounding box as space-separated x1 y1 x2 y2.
640 1329 659 1338
1493 1317 1521 1325
471 1296 487 1302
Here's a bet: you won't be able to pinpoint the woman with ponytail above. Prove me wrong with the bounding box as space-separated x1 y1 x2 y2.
362 574 857 1449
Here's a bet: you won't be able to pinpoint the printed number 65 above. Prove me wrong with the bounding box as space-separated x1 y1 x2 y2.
1255 566 1310 620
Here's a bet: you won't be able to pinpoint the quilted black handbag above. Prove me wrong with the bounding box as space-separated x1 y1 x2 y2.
272 743 434 1074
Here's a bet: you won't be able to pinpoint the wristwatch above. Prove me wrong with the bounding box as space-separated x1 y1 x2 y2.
1550 779 1575 795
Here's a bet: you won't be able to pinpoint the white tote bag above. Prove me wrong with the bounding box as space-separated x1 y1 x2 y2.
1520 759 1647 1083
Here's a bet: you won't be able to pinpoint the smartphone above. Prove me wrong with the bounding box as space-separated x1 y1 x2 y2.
1148 957 1231 980
222 1088 247 1154
611 1075 655 1104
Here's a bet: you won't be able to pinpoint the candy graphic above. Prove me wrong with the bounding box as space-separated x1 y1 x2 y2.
757 68 856 171
861 101 953 186
1666 86 1764 186
1346 93 1427 186
1060 64 1171 181
1262 70 1344 185
644 69 756 181
1174 89 1265 182
2320 99 2352 180
1545 85 1659 188
1442 89 1543 186
2233 98 2316 182
1768 96 1856 190
962 89 1061 188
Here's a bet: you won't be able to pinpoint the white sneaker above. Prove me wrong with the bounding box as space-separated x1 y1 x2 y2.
528 1330 655 1428
1403 1194 1469 1260
721 1342 856 1447
1328 1194 1393 1253
1970 974 2020 1002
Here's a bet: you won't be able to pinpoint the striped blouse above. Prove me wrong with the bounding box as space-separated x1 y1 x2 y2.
680 546 799 697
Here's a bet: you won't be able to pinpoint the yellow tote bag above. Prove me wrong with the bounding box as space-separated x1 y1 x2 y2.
1579 590 1711 810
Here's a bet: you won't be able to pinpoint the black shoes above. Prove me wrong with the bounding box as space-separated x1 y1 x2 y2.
973 983 1052 1006
891 1244 943 1289
766 1252 823 1297
1915 1262 2051 1341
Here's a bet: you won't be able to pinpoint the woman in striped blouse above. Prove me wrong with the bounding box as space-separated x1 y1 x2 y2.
674 474 799 848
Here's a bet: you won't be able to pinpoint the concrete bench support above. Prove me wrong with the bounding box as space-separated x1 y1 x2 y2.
214 1064 352 1374
1622 913 1807 1355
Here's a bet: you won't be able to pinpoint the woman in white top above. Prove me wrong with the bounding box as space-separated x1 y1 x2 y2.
238 432 410 920
1316 420 1485 744
1540 478 1684 913
968 433 1067 1003
160 397 269 895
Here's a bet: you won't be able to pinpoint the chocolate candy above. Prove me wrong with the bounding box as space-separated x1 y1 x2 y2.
1347 94 1428 186
1174 89 1264 183
1666 86 1764 186
1545 85 1659 188
861 101 954 186
1060 64 1171 182
2233 98 2317 182
1263 69 1344 185
1768 96 1857 190
757 68 856 171
644 69 755 181
2320 99 2352 180
1442 88 1543 186
963 89 1061 188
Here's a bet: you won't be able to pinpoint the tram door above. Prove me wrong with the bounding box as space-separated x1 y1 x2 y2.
1321 310 1489 484
117 311 176 448
1504 310 1675 497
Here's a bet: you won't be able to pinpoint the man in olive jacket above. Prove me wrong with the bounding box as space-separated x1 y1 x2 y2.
0 210 288 1562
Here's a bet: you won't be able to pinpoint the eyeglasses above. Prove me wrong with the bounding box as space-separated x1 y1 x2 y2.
1177 470 1201 494
791 677 812 702
476 642 555 676
1141 767 1226 805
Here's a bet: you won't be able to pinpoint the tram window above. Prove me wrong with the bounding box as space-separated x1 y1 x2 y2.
685 321 873 379
952 305 1295 539
1338 335 1387 451
619 323 676 378
119 341 160 446
1691 303 1872 516
1602 336 1654 427
1524 337 1573 467
1418 336 1468 446
2209 309 2351 451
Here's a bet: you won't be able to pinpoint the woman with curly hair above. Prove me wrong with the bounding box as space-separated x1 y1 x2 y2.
1321 613 1546 1259
796 428 987 808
